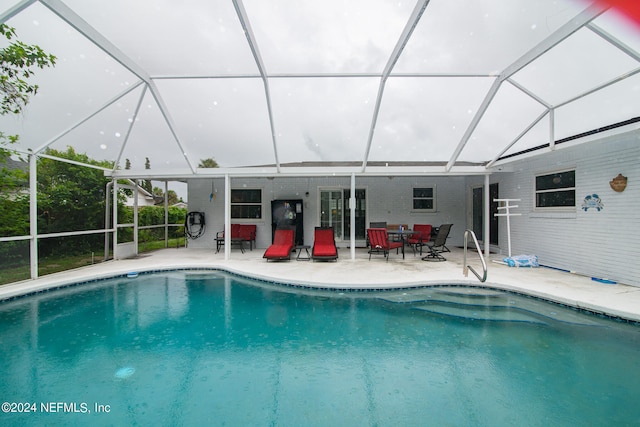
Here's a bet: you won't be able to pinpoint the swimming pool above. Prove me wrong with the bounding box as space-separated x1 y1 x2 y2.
1 270 639 426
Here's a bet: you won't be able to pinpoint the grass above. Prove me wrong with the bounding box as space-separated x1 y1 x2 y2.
0 237 186 286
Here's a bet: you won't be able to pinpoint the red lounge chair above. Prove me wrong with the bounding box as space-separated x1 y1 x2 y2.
312 227 338 261
407 224 432 256
263 228 295 261
367 228 403 261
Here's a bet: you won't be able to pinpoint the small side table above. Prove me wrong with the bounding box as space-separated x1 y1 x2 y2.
295 245 311 261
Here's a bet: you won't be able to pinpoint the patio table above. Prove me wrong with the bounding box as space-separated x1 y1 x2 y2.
386 229 414 259
216 237 246 253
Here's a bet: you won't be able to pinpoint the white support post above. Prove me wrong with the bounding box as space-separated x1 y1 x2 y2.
133 179 139 257
164 181 169 248
113 180 119 260
224 174 231 260
104 180 113 261
350 173 356 260
483 174 490 260
29 154 38 279
494 199 521 257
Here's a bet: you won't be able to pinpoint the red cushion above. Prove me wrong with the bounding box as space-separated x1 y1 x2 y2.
238 224 256 240
314 244 336 257
407 233 424 244
313 228 337 257
264 229 294 259
388 240 403 250
408 225 432 244
263 245 291 258
230 224 241 238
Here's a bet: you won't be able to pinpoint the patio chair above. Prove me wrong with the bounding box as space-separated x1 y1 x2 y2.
311 227 338 261
422 224 453 262
407 224 432 256
367 222 387 247
263 228 295 261
367 228 404 261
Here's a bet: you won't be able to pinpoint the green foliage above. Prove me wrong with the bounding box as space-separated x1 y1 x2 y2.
0 23 186 270
142 157 152 193
0 156 29 264
0 148 186 269
198 158 219 168
151 186 180 205
38 147 112 231
0 22 55 267
35 147 116 256
0 195 29 266
0 23 56 115
167 189 180 205
137 205 186 226
137 205 187 243
0 156 28 192
0 193 29 236
0 23 56 150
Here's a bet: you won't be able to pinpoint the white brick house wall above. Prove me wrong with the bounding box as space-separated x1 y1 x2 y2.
486 130 639 286
187 175 467 250
186 129 639 286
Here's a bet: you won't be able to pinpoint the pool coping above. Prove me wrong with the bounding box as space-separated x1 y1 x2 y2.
2 262 639 325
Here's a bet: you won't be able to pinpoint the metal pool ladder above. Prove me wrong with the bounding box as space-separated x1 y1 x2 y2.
463 229 487 282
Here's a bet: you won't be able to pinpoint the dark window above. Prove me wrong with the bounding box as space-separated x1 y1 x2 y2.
413 187 435 211
231 189 262 219
535 170 575 209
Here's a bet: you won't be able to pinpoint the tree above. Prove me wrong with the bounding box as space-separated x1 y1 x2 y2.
36 147 123 256
167 190 179 205
0 158 29 238
0 23 56 154
151 186 179 206
143 157 152 193
152 186 163 197
198 158 219 168
0 24 55 264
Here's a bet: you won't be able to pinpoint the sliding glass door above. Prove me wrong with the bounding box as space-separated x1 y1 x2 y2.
320 190 343 240
320 188 366 242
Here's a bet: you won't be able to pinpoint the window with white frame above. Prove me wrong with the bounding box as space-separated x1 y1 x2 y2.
535 169 575 209
231 189 262 219
412 187 436 211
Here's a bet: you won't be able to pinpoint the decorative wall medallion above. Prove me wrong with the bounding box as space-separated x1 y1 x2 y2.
609 173 627 192
582 194 604 211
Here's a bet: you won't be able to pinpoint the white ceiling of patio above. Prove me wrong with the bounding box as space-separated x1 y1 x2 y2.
1 0 639 177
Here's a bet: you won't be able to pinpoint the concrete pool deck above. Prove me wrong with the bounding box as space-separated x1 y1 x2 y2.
2 246 639 322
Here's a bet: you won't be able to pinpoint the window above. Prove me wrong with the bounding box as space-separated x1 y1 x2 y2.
231 189 262 219
412 187 435 211
535 170 575 209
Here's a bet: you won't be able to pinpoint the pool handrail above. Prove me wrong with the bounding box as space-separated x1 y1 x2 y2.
463 229 487 282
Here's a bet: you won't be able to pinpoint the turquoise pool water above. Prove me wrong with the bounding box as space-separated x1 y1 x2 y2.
1 270 639 426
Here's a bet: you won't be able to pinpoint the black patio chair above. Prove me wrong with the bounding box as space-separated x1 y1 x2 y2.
422 224 453 262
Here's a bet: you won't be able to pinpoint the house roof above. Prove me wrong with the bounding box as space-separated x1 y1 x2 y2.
1 0 639 179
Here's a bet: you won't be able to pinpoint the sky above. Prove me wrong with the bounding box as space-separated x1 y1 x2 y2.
1 0 639 188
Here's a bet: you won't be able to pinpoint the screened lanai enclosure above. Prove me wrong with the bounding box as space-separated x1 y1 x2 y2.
1 0 639 281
